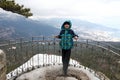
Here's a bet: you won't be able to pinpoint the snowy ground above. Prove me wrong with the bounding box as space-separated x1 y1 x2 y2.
7 54 100 80
16 65 88 80
0 49 3 54
16 65 101 80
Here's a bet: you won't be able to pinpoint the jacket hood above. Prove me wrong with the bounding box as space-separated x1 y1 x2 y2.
61 20 72 30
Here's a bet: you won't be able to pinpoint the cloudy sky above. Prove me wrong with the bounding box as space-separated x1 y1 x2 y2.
16 0 120 29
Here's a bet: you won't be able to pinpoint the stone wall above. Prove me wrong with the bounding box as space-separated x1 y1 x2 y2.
0 49 6 80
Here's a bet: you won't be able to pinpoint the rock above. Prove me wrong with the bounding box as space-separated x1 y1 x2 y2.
56 77 77 80
16 65 90 80
96 72 110 80
0 49 6 80
45 66 89 80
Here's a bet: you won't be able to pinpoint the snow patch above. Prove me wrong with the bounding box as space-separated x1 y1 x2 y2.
0 49 3 54
7 54 101 80
0 8 24 20
16 67 46 80
8 46 17 50
16 65 100 80
73 26 119 42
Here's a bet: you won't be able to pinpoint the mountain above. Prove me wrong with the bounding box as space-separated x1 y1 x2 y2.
0 8 120 42
30 18 120 41
0 8 58 40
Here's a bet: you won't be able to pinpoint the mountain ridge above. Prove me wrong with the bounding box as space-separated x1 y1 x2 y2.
0 8 120 41
0 8 58 40
29 18 120 41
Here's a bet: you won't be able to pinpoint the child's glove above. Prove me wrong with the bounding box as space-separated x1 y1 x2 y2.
54 36 58 38
74 36 78 40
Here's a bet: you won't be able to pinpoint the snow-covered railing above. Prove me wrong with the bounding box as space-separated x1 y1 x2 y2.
6 54 109 80
0 36 120 80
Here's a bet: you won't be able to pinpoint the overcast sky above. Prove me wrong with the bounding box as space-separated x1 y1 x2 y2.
16 0 120 29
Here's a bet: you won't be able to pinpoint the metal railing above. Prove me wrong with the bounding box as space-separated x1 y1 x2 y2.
0 36 120 80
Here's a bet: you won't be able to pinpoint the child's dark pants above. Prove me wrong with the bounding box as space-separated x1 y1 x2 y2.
62 49 71 75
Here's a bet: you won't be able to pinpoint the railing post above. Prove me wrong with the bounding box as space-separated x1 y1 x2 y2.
31 37 34 68
20 38 23 51
97 41 100 45
42 36 45 66
86 39 88 48
0 49 6 80
53 37 56 65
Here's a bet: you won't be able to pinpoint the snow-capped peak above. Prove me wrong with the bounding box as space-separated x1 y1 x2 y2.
0 8 24 20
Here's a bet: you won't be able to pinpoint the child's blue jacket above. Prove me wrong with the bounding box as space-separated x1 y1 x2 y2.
58 21 78 50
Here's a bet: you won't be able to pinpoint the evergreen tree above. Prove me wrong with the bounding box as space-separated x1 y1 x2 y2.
0 0 33 18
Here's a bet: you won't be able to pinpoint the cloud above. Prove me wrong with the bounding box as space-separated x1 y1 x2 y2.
15 0 120 29
16 0 120 16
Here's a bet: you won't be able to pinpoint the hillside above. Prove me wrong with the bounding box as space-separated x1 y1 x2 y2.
0 8 58 40
0 8 120 42
2 38 119 80
33 18 120 41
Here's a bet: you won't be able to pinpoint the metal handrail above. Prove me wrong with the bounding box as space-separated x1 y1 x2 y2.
0 36 119 80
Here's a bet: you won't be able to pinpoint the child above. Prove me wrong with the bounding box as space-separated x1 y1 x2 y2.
55 20 78 75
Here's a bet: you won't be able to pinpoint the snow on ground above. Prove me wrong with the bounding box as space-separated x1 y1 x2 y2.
16 65 88 80
0 8 23 20
16 65 100 80
0 49 3 54
7 54 100 80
